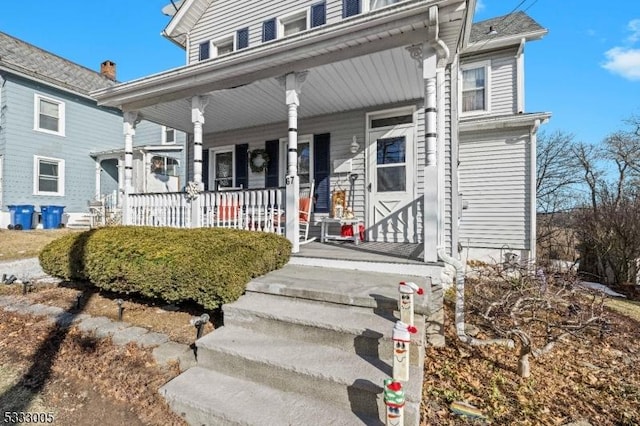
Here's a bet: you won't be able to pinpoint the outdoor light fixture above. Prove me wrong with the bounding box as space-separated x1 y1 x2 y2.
116 299 124 321
350 135 360 154
190 313 210 340
487 26 498 35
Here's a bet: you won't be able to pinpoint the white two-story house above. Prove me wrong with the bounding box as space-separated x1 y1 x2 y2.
92 0 549 265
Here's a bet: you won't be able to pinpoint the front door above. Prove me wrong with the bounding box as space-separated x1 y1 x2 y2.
367 124 416 242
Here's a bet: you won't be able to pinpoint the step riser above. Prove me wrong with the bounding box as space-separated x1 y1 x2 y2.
195 347 420 425
223 308 425 365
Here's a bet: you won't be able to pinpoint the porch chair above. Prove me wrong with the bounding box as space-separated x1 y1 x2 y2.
299 180 316 244
270 180 315 243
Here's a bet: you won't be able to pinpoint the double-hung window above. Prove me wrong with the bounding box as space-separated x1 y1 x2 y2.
461 61 491 114
162 126 176 144
151 155 179 176
280 135 313 185
34 156 64 196
34 95 65 136
209 146 236 190
212 35 234 57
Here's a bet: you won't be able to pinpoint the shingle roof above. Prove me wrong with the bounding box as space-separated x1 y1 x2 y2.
470 11 545 43
0 31 116 96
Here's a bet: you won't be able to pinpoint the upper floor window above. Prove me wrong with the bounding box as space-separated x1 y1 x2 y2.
344 0 400 17
162 126 176 144
263 19 277 42
34 95 65 136
199 41 210 61
34 155 65 196
213 35 234 56
461 61 491 114
279 10 308 37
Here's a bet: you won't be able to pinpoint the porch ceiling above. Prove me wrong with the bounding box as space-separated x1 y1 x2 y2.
137 45 425 134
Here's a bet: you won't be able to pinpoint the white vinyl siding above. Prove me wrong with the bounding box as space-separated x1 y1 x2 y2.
188 0 343 63
460 49 518 117
458 130 531 250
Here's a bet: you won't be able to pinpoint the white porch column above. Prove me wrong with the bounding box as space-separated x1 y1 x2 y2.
123 111 138 225
191 96 206 189
191 96 207 228
280 71 308 253
94 160 101 200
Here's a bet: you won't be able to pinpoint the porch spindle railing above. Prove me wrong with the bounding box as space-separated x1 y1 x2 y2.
126 188 284 234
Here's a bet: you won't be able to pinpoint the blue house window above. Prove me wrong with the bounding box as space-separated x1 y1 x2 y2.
34 155 65 196
237 28 249 49
34 94 65 136
263 19 276 42
343 0 361 17
199 41 210 61
311 2 326 28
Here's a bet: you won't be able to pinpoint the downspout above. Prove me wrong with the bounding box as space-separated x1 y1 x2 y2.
515 37 525 113
529 118 541 263
437 247 515 348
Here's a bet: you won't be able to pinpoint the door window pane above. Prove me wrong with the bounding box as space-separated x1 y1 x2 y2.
377 166 405 192
376 137 406 192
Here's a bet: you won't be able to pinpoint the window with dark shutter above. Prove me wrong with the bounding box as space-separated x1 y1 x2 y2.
311 2 326 28
263 18 276 42
343 0 360 18
199 41 210 60
237 28 249 49
313 133 331 213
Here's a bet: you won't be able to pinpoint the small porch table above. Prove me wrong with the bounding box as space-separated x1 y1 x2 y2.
320 217 363 245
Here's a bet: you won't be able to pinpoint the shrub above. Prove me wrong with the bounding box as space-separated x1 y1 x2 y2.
39 226 292 309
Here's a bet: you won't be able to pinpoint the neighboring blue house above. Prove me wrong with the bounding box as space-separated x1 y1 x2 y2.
0 31 186 228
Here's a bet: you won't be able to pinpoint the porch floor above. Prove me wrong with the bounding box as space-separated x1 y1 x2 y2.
294 241 429 264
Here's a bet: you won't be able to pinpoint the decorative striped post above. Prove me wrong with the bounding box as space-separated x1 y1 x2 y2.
392 321 417 382
398 281 424 326
383 378 405 426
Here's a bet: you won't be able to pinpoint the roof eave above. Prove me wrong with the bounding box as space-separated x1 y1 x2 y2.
463 28 547 54
1 62 99 102
459 112 551 132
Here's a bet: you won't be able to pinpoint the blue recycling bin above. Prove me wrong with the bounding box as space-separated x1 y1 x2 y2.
7 205 35 230
41 205 65 229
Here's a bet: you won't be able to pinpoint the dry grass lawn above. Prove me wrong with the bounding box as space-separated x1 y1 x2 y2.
0 228 80 260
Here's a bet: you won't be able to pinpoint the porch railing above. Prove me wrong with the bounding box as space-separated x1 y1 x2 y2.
126 188 284 235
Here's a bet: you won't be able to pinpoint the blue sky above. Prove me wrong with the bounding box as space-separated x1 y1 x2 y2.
1 1 638 146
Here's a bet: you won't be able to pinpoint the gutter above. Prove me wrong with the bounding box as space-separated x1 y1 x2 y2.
438 248 515 348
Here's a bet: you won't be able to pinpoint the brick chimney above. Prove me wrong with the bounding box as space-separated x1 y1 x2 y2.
100 60 116 81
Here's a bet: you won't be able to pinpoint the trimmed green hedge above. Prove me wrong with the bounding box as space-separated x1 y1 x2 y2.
39 226 292 309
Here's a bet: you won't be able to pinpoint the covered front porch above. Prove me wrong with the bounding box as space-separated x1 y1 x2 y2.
92 1 471 262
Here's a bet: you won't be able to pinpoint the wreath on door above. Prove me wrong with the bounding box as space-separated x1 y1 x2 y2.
249 149 270 173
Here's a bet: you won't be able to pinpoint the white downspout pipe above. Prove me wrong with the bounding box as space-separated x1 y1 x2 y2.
438 248 515 348
529 118 541 263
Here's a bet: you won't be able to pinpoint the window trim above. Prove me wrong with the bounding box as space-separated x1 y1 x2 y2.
459 60 492 116
33 94 65 136
279 134 314 186
33 155 65 196
277 9 310 38
209 145 236 190
162 126 176 144
212 34 235 58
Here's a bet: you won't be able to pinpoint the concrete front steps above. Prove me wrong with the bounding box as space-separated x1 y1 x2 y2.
161 264 433 425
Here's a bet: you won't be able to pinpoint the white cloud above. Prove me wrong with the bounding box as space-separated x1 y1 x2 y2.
475 0 485 13
602 47 640 81
601 19 640 81
627 19 640 44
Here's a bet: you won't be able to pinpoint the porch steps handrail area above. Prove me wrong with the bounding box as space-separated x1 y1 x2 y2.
127 188 284 233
